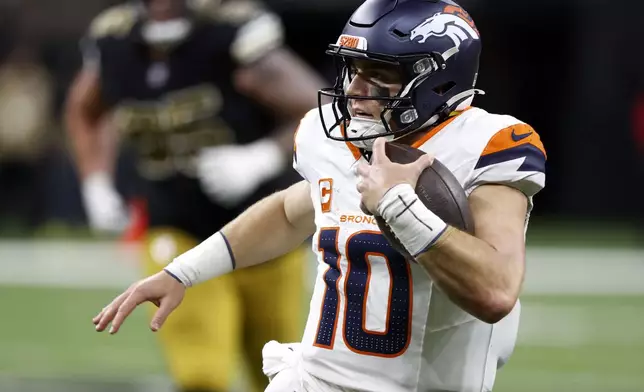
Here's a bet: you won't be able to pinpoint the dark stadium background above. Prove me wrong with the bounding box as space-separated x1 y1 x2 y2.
0 1 642 391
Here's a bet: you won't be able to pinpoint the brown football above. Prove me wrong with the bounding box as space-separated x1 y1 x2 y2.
372 142 475 259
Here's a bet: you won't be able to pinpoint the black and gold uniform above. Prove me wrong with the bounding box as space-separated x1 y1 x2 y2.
82 2 306 391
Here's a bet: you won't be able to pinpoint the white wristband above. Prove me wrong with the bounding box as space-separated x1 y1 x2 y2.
164 231 235 287
377 184 448 257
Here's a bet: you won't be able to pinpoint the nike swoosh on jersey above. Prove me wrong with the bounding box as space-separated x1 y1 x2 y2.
511 129 533 142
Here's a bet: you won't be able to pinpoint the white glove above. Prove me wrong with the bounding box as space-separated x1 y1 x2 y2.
195 138 286 207
81 171 130 234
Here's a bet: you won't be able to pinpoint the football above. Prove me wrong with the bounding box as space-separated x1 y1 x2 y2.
373 142 475 259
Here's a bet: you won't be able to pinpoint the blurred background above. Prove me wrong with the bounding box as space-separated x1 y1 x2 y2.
0 0 642 391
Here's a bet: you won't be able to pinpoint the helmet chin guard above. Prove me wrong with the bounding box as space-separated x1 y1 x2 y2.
346 117 392 150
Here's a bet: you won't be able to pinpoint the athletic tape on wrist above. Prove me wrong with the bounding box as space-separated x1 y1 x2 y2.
377 184 447 257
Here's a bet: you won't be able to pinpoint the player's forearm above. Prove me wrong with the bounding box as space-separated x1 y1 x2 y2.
415 227 522 324
64 70 113 179
221 189 311 269
66 112 115 178
165 182 314 287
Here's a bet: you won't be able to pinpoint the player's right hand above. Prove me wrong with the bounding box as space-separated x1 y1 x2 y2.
81 171 130 233
194 138 286 207
93 271 185 334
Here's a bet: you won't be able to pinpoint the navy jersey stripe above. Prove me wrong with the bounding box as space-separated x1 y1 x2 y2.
475 144 546 173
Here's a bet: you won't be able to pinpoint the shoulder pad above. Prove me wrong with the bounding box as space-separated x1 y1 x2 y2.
88 4 139 39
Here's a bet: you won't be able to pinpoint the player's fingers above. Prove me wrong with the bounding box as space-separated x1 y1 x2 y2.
371 137 390 165
93 309 105 326
412 154 434 175
92 307 107 325
95 291 130 331
109 291 145 334
356 162 370 177
95 305 117 332
150 295 181 332
356 179 366 193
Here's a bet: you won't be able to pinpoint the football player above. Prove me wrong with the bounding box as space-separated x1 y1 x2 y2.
65 0 325 391
91 0 547 391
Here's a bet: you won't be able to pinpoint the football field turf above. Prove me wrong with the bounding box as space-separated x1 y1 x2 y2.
1 289 643 391
0 237 642 391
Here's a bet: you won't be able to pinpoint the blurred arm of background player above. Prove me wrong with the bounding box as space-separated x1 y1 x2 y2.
65 57 126 234
194 8 327 207
235 47 325 151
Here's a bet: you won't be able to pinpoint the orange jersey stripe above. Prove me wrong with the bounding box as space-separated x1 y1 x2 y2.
482 124 547 159
411 115 458 148
411 108 471 148
341 123 363 160
341 108 470 159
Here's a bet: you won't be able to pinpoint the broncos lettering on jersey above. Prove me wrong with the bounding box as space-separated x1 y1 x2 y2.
291 103 546 392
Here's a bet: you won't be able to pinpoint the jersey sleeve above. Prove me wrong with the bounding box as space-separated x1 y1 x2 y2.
217 0 285 66
292 109 320 182
467 123 547 199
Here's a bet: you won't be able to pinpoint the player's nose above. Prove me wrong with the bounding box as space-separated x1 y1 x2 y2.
345 75 374 115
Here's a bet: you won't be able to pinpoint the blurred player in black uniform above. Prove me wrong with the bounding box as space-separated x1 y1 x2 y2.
64 1 325 391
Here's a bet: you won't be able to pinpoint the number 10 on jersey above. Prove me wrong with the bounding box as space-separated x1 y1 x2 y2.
314 227 413 357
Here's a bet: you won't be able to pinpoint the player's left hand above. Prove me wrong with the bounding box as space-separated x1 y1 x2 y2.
93 271 185 334
195 138 286 207
356 137 433 215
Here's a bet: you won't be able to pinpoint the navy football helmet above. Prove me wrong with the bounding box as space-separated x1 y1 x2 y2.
318 0 484 149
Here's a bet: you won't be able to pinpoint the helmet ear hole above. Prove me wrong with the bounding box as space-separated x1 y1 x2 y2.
432 81 456 96
391 29 409 38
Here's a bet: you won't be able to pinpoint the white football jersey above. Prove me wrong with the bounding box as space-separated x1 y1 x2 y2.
293 104 546 392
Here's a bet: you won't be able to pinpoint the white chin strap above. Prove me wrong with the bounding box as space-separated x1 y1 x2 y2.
142 19 192 46
347 117 392 150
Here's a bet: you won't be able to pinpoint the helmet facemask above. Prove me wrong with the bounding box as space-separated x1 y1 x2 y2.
318 45 483 150
318 46 461 150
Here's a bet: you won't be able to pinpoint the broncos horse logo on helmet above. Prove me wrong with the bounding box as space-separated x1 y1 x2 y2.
410 11 479 45
318 0 484 150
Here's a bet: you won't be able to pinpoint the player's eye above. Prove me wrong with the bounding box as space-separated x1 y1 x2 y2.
347 66 384 85
368 71 389 84
347 64 359 80
368 68 401 85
